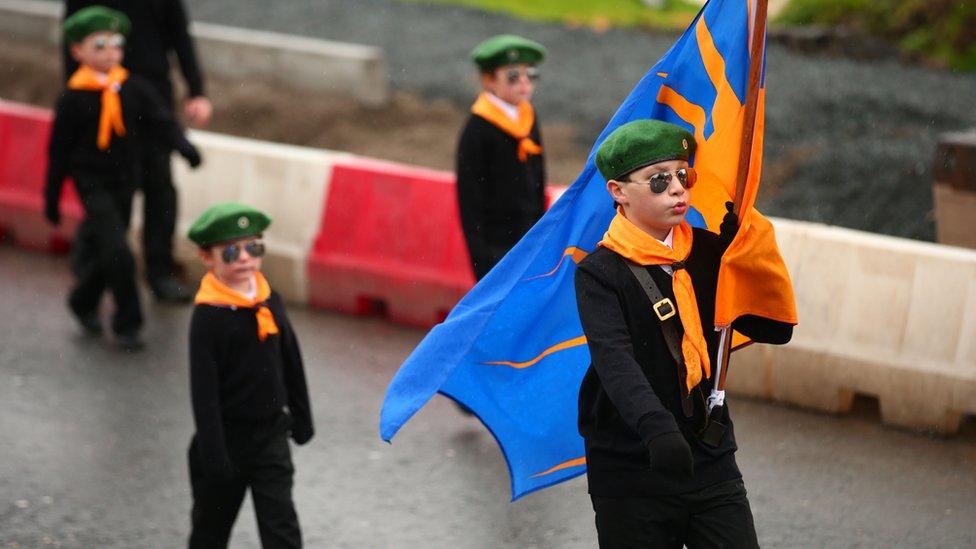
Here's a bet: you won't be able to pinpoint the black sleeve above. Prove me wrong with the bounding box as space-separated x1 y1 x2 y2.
165 0 205 98
456 119 492 272
575 263 680 446
533 117 547 215
275 299 314 445
732 314 793 345
131 78 197 155
188 307 234 476
45 94 77 206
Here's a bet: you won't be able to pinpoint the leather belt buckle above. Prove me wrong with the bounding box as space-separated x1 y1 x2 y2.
653 298 676 321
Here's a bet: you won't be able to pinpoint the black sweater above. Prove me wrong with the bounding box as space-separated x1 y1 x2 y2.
189 290 314 476
574 228 792 497
456 113 546 279
45 75 195 201
64 0 205 102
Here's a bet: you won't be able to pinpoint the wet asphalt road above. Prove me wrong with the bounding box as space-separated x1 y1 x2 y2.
2 244 976 548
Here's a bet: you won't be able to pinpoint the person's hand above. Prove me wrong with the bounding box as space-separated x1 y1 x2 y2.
184 96 213 128
44 197 61 226
647 431 694 477
179 142 202 169
290 424 314 445
719 201 739 245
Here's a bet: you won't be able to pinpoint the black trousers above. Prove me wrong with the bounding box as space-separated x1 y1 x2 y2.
188 417 302 549
69 175 142 335
591 479 760 549
137 141 178 282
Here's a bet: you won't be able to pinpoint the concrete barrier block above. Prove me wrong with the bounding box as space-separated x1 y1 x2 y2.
902 255 976 365
191 23 389 106
768 343 856 414
0 0 59 43
725 343 772 399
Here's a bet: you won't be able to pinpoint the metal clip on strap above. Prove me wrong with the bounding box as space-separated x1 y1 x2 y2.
624 259 694 418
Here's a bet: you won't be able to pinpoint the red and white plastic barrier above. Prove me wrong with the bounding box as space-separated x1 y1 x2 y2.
0 100 82 252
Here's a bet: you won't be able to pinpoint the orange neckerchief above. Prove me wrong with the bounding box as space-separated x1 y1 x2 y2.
471 92 543 162
599 210 711 392
194 271 280 341
67 64 129 150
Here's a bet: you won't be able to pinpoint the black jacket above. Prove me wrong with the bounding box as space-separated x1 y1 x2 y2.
64 0 205 103
456 113 546 279
46 74 196 203
189 290 314 477
574 228 792 496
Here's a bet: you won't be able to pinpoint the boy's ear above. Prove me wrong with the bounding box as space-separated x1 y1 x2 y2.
607 179 628 205
479 71 497 90
197 248 215 266
69 43 83 62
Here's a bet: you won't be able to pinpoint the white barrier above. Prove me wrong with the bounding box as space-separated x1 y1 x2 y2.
0 0 389 105
170 130 351 303
728 219 976 434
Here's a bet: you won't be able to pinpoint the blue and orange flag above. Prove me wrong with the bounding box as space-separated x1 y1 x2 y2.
380 0 796 500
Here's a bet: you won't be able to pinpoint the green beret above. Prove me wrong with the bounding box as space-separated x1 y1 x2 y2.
63 6 131 44
188 203 271 247
596 120 696 181
471 34 546 72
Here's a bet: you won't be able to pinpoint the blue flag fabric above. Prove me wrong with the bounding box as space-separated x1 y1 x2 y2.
380 0 765 500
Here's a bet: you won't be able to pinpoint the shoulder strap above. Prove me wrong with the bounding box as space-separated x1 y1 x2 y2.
623 259 695 418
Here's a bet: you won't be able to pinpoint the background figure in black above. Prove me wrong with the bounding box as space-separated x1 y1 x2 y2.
457 35 547 280
64 0 212 302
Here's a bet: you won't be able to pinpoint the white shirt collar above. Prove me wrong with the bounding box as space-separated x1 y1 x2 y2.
658 228 674 249
486 92 520 122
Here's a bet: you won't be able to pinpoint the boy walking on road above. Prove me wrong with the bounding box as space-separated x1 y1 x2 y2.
456 34 548 280
45 5 201 350
186 203 314 548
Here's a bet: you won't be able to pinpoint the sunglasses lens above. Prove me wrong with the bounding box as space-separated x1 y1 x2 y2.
93 39 107 50
110 35 126 48
649 173 671 194
221 245 240 264
526 67 540 81
244 241 266 258
506 69 520 84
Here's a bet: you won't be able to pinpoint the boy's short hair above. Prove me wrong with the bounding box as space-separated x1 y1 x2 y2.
188 203 272 248
63 6 131 45
471 34 546 73
596 119 696 181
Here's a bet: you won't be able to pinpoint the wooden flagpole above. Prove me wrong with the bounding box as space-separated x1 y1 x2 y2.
714 0 768 396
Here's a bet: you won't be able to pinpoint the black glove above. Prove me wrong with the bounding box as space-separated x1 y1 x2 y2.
290 423 314 445
719 201 739 245
179 141 202 169
44 188 61 226
647 431 694 478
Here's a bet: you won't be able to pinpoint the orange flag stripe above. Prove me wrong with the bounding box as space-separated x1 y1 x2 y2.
483 336 588 369
531 456 587 478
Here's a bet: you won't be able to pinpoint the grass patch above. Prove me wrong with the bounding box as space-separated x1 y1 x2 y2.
776 0 976 70
402 0 703 31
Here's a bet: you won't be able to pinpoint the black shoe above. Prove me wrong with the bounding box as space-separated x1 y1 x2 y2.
150 276 193 303
68 302 103 336
115 332 146 352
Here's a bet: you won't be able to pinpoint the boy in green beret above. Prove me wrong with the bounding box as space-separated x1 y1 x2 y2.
457 34 548 280
45 5 201 350
186 203 314 548
574 120 792 547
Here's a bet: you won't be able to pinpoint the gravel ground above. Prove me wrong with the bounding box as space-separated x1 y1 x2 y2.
175 0 976 241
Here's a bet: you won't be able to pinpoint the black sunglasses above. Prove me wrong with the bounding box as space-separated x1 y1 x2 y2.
92 34 125 51
625 167 697 194
505 66 540 85
220 240 266 264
